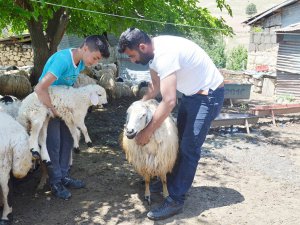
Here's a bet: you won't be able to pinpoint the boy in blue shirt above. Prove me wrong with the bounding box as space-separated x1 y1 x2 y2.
35 35 110 200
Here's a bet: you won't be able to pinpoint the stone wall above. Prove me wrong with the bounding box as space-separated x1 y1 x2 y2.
247 13 281 72
0 43 33 67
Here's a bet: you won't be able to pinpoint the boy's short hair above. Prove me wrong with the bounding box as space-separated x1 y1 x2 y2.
81 35 110 58
118 27 151 53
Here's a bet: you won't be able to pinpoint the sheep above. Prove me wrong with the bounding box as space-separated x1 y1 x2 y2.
121 99 178 204
17 84 108 163
131 81 149 98
0 95 22 119
0 112 32 223
98 72 117 100
115 82 133 99
73 73 97 88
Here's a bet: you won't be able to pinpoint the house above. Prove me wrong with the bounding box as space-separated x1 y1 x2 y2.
243 0 300 100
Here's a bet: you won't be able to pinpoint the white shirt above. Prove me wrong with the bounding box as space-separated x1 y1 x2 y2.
149 35 223 96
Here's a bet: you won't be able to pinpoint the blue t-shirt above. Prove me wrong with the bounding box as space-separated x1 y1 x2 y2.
39 48 85 86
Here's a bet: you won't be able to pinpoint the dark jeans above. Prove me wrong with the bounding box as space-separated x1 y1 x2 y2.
47 118 73 185
168 87 224 203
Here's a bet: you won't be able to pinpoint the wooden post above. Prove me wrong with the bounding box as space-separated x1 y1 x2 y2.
271 110 276 126
245 118 250 134
230 98 233 107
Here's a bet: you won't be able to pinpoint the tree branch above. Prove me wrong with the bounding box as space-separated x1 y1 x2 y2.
14 0 33 11
46 8 69 54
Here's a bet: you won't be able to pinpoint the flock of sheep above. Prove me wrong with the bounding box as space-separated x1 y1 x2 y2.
0 64 179 224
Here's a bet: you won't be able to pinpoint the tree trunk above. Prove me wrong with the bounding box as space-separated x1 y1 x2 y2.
26 8 69 86
27 17 51 86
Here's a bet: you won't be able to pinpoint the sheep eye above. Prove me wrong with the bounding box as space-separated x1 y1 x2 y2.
139 113 146 119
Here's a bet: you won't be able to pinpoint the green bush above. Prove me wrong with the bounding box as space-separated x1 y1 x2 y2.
190 33 227 68
246 3 257 16
252 26 263 33
226 45 248 70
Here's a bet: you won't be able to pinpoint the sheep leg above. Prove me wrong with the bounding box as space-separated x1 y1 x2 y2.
64 121 81 153
38 117 51 163
37 161 48 190
29 119 44 160
144 175 151 205
76 119 92 147
0 173 13 222
160 174 169 198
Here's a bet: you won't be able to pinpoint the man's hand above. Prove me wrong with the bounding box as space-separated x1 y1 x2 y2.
135 127 153 146
48 107 60 118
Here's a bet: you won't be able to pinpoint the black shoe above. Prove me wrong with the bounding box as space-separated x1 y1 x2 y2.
0 220 11 225
51 182 71 200
147 196 183 220
150 179 163 193
62 176 85 189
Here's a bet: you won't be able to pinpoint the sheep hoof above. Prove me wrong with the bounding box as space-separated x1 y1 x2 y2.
87 142 93 147
73 147 80 154
87 106 93 113
145 196 151 205
30 149 41 160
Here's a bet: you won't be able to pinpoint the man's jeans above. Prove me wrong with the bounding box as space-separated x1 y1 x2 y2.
47 118 73 185
168 87 224 204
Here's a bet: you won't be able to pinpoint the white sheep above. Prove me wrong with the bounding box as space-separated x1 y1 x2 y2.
0 95 22 119
17 84 108 163
121 99 178 204
0 112 32 223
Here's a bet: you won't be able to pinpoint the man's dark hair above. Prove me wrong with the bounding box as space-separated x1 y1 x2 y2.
81 35 110 58
118 27 151 53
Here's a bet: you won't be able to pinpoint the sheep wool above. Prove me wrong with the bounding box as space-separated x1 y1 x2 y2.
0 96 21 119
17 84 108 162
0 112 32 221
121 99 178 204
0 71 32 99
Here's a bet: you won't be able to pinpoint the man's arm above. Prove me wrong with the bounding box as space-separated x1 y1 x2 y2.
142 69 160 101
135 73 177 145
34 73 59 116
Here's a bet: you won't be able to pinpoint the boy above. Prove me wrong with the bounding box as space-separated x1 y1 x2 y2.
35 35 110 200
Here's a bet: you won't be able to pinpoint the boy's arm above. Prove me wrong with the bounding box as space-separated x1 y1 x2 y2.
34 72 59 117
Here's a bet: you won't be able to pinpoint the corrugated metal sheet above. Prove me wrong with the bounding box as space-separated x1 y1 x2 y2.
281 2 300 26
277 41 300 74
276 72 300 100
276 36 300 100
243 0 298 25
275 22 300 32
58 35 84 50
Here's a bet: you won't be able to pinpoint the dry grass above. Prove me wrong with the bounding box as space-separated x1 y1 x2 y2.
200 0 284 49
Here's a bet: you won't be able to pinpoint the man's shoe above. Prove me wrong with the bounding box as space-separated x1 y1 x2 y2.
51 182 71 200
62 176 85 189
147 196 183 220
150 179 163 193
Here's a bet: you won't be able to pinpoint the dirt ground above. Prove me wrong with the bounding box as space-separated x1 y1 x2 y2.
6 95 300 225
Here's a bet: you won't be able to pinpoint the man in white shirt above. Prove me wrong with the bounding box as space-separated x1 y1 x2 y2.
118 28 224 220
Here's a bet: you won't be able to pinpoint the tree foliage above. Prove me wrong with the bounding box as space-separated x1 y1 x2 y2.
246 3 257 16
226 45 248 71
190 32 226 68
0 0 233 84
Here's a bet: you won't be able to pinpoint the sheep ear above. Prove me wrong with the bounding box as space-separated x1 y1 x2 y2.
90 93 99 105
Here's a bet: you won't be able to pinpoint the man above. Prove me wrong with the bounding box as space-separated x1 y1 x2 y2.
35 35 110 200
118 28 224 220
